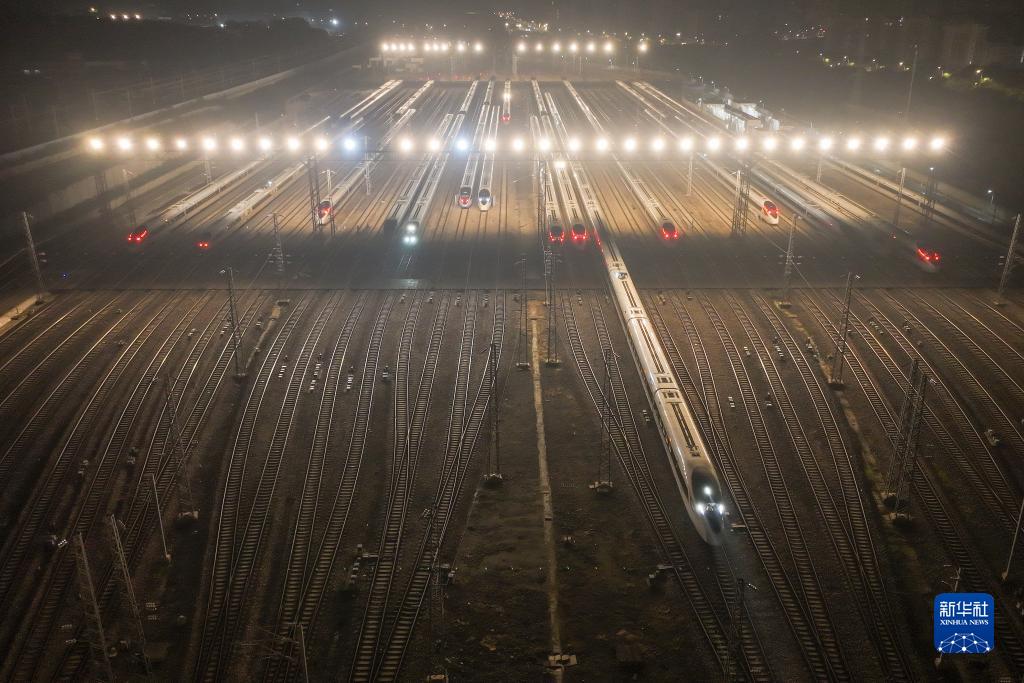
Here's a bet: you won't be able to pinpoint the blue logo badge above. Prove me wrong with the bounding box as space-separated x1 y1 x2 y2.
934 593 994 654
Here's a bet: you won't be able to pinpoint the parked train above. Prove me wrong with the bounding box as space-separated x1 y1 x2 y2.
604 243 726 544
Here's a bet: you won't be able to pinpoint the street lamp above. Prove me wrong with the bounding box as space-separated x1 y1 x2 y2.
988 189 996 224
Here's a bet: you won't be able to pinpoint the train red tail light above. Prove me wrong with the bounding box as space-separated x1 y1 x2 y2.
917 247 941 263
197 240 210 249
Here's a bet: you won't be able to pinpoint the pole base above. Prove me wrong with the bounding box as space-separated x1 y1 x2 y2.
776 300 792 309
234 372 248 381
516 362 531 370
828 380 845 389
483 473 504 487
994 300 1007 307
589 480 614 494
545 358 561 367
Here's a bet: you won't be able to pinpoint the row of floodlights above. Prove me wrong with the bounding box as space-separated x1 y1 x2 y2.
382 41 484 53
518 40 620 54
86 133 949 155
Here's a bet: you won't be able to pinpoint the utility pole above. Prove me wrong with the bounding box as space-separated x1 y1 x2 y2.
270 212 286 281
686 151 694 196
996 213 1021 305
73 533 114 682
544 249 560 366
591 349 615 493
108 516 152 675
484 341 502 485
883 358 927 518
306 155 322 233
151 474 171 562
727 578 756 682
122 168 137 228
779 214 798 308
891 165 907 230
934 565 961 669
20 212 46 300
364 136 372 195
730 165 751 237
297 624 310 683
164 374 196 520
1003 494 1024 581
426 504 447 679
221 267 244 379
904 44 919 122
828 272 858 388
516 254 530 369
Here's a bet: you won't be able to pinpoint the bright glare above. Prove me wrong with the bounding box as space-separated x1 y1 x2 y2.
285 137 301 152
901 137 918 151
873 136 890 152
638 42 648 53
343 137 357 152
552 42 561 53
473 42 483 53
258 137 273 152
586 41 596 53
623 137 637 152
790 137 806 152
536 42 544 52
762 137 778 152
174 138 188 151
399 137 413 152
456 43 465 53
603 41 614 53
707 136 722 152
144 137 160 151
382 43 390 52
596 137 609 152
201 136 217 152
428 138 440 152
87 137 104 151
734 137 749 152
554 159 566 169
678 137 694 152
929 136 946 151
484 138 496 152
538 137 551 151
517 42 527 53
512 137 525 152
846 137 862 151
229 137 245 152
456 138 469 151
569 42 578 53
568 137 581 152
116 137 133 152
818 137 833 152
314 137 329 152
651 137 665 152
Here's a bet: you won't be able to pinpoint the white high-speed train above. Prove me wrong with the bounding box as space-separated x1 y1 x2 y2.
603 242 727 544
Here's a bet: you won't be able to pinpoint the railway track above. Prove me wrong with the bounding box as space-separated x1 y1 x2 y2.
0 292 206 680
703 291 908 679
367 290 504 682
883 289 1024 456
350 290 451 681
265 290 368 681
851 291 1019 529
195 292 314 681
557 290 735 677
288 293 396 646
646 291 849 680
734 291 912 679
797 288 1024 676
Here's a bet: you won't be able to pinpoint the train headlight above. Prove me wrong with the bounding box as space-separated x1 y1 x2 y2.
696 502 706 515
406 223 416 234
717 503 726 515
